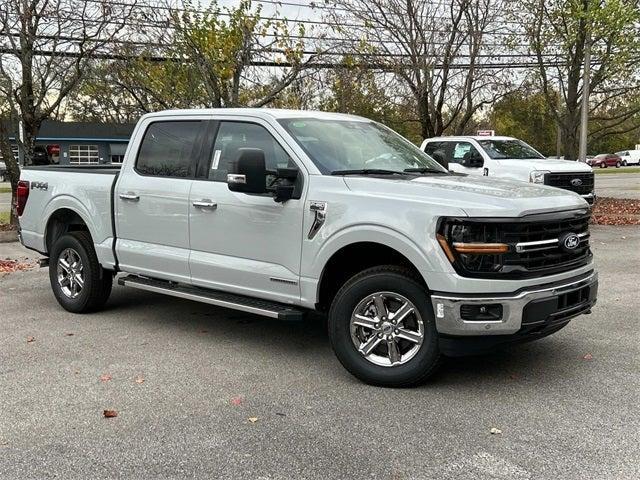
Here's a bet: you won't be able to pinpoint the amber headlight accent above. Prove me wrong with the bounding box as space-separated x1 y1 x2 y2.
452 242 509 254
436 234 456 262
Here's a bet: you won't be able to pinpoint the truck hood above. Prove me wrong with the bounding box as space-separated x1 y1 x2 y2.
343 174 588 217
496 158 593 173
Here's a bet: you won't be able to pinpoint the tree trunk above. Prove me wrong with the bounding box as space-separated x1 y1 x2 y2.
0 117 20 225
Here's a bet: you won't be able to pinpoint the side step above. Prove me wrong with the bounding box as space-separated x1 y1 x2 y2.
118 275 306 321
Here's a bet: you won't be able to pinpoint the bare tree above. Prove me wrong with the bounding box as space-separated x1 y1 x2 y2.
0 0 137 170
328 0 514 139
525 0 640 159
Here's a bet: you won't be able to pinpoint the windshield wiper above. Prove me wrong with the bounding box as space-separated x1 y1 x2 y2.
330 169 408 176
403 167 448 174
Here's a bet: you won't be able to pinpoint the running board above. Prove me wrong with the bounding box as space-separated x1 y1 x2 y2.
118 275 306 321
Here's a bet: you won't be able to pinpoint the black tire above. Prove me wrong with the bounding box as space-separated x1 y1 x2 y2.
49 231 113 313
622 160 627 166
601 163 607 168
328 265 440 387
616 161 621 168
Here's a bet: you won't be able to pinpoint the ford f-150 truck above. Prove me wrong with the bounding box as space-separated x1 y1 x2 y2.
421 136 596 204
17 109 598 387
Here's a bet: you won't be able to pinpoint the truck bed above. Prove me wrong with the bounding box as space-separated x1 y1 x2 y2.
19 166 119 268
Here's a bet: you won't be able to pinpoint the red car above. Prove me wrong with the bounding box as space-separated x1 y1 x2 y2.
587 153 622 168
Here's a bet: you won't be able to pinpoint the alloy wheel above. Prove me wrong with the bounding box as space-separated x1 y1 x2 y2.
350 292 424 367
57 248 85 299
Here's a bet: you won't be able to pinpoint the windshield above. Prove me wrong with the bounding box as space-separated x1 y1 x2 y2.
278 118 448 175
477 139 545 160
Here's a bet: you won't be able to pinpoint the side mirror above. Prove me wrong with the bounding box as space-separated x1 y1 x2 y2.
272 167 298 203
227 148 267 194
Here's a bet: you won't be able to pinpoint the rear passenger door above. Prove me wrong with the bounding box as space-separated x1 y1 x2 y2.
188 119 306 304
115 119 205 283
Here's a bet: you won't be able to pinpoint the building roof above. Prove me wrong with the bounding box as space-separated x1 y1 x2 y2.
3 120 136 142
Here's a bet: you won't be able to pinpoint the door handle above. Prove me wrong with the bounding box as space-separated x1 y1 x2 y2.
192 199 217 210
119 192 140 201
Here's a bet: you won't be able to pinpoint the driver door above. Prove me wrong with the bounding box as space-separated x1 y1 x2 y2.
446 141 486 176
188 120 306 304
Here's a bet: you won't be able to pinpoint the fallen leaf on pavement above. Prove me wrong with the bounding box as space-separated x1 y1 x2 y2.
490 427 502 435
65 333 74 336
135 376 145 384
26 336 35 343
230 396 244 406
582 353 593 360
99 374 112 382
248 417 258 423
103 410 118 418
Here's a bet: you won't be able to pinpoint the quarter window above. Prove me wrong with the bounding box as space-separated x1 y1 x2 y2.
136 121 200 177
69 145 99 165
208 122 293 182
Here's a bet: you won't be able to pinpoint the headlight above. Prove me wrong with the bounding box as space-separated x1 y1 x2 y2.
437 219 508 273
529 170 549 184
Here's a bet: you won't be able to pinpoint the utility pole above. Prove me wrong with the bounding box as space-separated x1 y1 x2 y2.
578 27 591 162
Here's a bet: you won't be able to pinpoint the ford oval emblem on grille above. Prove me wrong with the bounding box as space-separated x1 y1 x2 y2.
571 178 583 186
559 232 580 252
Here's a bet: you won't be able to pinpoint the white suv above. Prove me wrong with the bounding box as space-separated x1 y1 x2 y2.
421 136 595 204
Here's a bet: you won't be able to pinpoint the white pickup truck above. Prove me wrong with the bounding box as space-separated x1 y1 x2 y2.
421 136 596 204
17 109 598 387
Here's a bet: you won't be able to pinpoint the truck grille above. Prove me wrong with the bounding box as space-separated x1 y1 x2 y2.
545 172 594 195
441 210 592 279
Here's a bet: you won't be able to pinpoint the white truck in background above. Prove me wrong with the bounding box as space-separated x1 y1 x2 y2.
17 110 598 387
421 136 596 204
615 150 640 166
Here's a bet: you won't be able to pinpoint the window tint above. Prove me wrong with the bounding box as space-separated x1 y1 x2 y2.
423 141 449 168
451 142 481 164
136 121 200 177
208 122 293 182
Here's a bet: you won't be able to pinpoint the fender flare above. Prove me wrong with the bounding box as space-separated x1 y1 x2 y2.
41 195 98 252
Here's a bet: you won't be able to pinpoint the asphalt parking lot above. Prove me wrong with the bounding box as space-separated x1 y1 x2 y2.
1 225 639 480
595 172 640 200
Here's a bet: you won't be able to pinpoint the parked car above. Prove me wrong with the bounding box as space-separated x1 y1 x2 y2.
0 160 6 182
30 146 51 166
587 154 622 168
614 150 640 166
421 136 595 204
17 109 598 387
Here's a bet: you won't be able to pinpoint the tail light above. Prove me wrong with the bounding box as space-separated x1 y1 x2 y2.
16 180 29 216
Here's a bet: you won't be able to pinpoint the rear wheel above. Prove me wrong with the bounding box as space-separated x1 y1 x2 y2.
616 161 621 168
328 266 440 387
49 231 113 313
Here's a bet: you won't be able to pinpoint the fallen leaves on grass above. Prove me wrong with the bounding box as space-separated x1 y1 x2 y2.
0 259 35 274
582 353 593 361
99 374 112 382
26 336 35 343
591 197 640 225
103 410 118 418
489 427 502 435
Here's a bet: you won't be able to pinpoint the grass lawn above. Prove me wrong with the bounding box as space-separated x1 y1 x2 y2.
0 186 12 193
0 211 9 224
594 166 640 174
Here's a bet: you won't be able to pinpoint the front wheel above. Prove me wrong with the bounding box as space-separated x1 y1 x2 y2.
600 163 607 168
622 160 627 166
328 266 440 387
49 231 113 313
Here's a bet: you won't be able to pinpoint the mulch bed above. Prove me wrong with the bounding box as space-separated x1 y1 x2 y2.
0 223 17 232
591 197 640 225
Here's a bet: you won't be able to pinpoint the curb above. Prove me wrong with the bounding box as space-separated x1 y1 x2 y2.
0 230 19 243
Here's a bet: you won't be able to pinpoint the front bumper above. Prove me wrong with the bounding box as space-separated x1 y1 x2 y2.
431 270 598 336
581 192 595 204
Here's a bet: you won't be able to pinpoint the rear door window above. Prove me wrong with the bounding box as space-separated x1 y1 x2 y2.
136 121 201 178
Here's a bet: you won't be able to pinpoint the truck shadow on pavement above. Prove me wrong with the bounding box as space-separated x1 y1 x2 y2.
103 284 589 388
